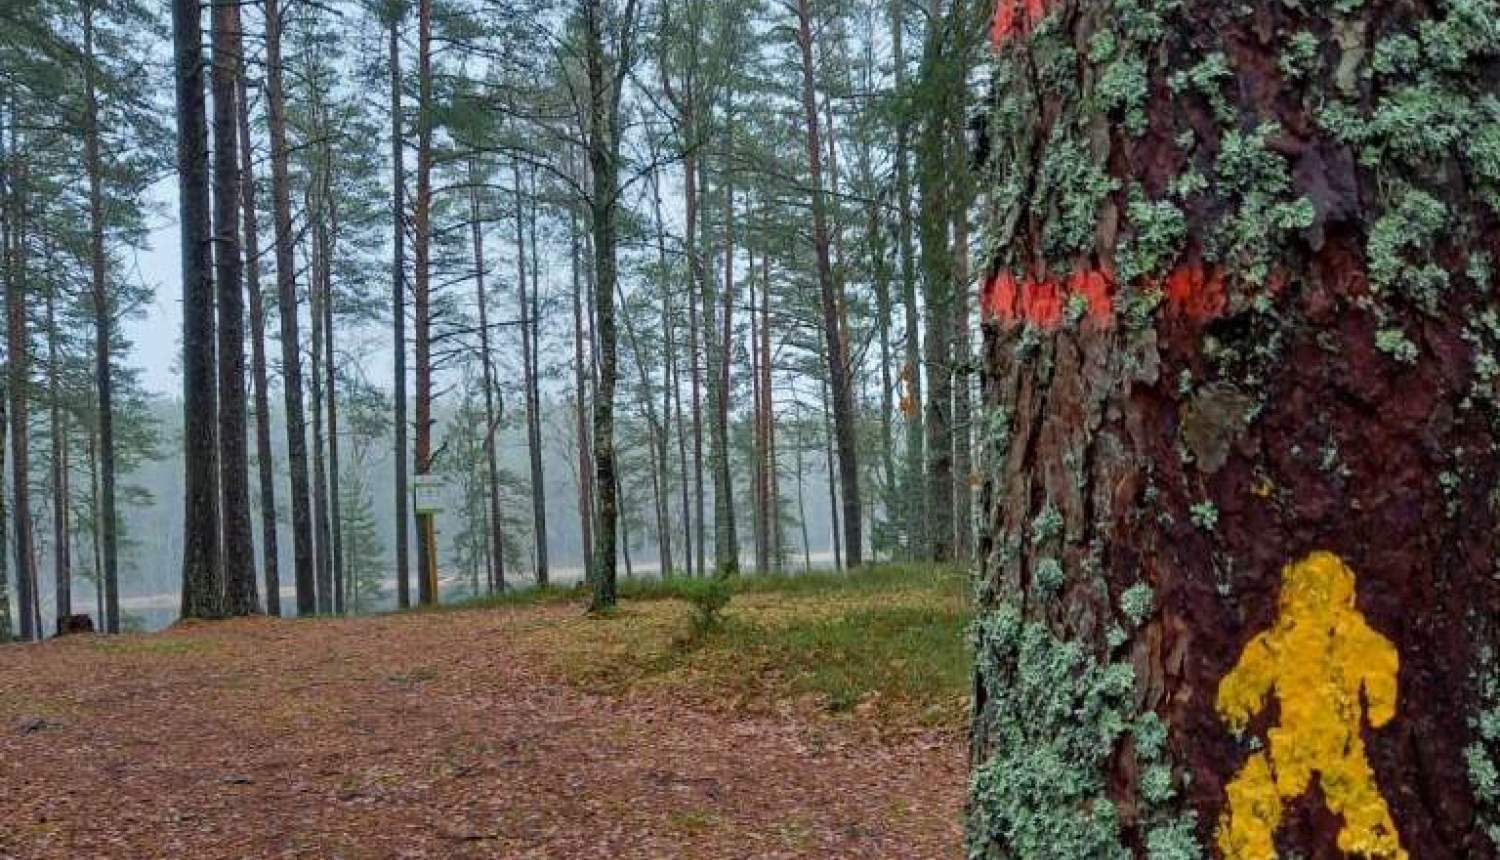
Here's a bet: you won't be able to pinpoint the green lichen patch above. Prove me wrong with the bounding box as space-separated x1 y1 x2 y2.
968 606 1137 859
1207 123 1316 287
968 606 1203 859
1468 646 1500 849
1120 581 1155 628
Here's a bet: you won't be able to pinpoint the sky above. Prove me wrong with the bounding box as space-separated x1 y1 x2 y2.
127 176 186 396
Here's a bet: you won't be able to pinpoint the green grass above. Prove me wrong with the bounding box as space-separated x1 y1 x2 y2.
622 562 964 600
438 562 965 611
416 583 580 612
580 565 972 725
436 564 975 727
707 603 973 717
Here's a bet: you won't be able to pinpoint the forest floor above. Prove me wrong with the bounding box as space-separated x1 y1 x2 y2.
0 566 969 859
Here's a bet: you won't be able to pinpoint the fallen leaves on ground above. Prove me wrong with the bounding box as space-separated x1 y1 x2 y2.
0 600 964 859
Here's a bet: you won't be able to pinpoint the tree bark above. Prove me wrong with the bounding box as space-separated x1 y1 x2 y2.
4 109 37 640
969 1 1500 857
526 171 548 580
0 100 12 643
237 50 279 618
915 0 959 564
568 180 595 584
683 108 706 580
582 0 635 611
0 374 10 641
651 160 691 580
46 255 71 627
710 131 739 577
751 244 767 575
87 430 102 628
794 0 862 569
310 196 333 613
760 249 780 570
469 160 506 593
264 0 316 616
412 0 436 606
173 0 224 620
322 193 344 615
646 165 676 579
213 0 257 616
387 12 410 611
891 0 924 560
513 160 549 586
951 134 973 564
793 419 811 573
81 0 121 632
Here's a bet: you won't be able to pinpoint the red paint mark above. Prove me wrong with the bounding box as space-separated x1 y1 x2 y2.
981 268 1115 330
992 0 1048 49
1163 264 1226 321
983 271 1021 323
1021 277 1063 328
1070 268 1115 327
984 263 1233 330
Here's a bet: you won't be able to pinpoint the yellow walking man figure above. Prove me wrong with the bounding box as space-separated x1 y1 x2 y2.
1215 551 1407 859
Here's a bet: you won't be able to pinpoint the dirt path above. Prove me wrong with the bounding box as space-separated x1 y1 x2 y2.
0 605 964 859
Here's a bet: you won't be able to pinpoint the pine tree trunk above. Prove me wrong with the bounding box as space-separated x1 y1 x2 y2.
569 187 595 584
412 0 436 606
710 144 739 577
795 0 862 569
761 251 780 570
891 0 924 560
915 0 960 564
652 162 691 579
470 162 506 593
388 14 410 611
969 1 1500 857
582 0 624 611
646 170 677 579
513 160 549 587
684 130 706 579
173 0 224 620
0 374 10 642
618 280 672 580
322 202 344 615
265 0 316 616
310 211 332 613
4 113 37 641
750 246 768 575
951 138 974 564
794 423 811 572
237 56 280 618
81 0 121 633
1 101 12 643
820 361 842 572
88 431 102 628
47 263 71 627
213 0 257 616
869 192 898 560
527 174 549 581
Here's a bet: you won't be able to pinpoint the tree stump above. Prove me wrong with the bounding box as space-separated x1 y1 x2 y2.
55 614 95 637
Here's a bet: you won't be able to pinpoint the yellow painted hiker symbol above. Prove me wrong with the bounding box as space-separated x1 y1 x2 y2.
1215 552 1407 860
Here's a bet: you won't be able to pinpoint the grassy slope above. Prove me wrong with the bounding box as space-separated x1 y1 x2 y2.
445 564 974 729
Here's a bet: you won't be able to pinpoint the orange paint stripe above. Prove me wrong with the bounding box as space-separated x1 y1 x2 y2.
991 0 1049 49
983 263 1228 329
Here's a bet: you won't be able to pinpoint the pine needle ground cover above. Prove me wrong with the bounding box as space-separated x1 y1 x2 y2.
0 565 966 858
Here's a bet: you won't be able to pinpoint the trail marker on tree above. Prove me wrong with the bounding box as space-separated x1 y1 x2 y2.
413 475 446 516
1216 552 1406 860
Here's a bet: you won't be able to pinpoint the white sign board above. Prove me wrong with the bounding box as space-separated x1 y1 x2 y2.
413 474 446 515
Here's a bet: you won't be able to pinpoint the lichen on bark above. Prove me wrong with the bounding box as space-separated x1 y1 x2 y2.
971 0 1500 855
